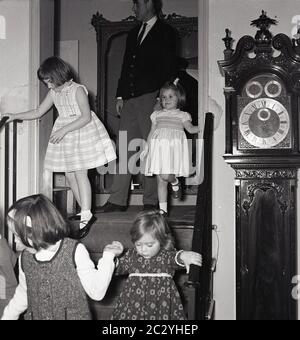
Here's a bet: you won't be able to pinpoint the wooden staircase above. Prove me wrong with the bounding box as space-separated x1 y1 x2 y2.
68 112 214 320
77 206 196 320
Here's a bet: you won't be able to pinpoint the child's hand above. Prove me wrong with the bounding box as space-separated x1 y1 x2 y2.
153 98 162 111
0 114 13 124
50 128 67 144
140 144 149 161
179 251 202 274
104 241 124 257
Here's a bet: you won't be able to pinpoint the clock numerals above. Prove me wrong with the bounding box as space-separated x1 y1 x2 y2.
260 99 267 108
239 98 290 149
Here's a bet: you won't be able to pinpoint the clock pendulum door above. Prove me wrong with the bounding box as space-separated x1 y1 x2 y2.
235 169 297 320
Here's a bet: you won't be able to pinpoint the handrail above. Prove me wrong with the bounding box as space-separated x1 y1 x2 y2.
0 116 9 129
185 112 214 320
0 118 17 241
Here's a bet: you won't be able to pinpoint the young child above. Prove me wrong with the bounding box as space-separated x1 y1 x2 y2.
1 194 123 320
140 80 201 216
111 210 202 320
1 56 116 238
0 233 18 318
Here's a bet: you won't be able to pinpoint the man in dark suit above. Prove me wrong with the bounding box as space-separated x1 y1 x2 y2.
99 0 179 213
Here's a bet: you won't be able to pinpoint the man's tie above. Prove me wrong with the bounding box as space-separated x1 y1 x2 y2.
136 23 147 46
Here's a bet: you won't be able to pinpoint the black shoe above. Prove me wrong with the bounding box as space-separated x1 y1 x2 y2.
77 215 97 239
159 209 168 218
96 202 127 213
171 180 182 200
68 214 81 222
143 204 159 211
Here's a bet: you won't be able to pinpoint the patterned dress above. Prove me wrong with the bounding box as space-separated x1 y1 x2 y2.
144 109 192 177
44 81 116 172
111 248 186 320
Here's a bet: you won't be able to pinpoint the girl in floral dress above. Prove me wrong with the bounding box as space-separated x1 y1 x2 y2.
2 57 116 238
111 210 202 320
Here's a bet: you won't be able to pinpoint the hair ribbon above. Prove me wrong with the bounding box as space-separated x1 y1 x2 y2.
173 78 180 86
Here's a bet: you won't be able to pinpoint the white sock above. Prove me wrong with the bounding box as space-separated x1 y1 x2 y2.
171 178 179 191
79 210 92 229
159 202 168 213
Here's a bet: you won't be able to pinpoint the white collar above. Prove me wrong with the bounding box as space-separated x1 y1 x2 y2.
144 15 157 28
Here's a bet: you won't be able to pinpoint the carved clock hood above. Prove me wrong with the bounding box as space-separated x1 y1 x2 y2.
218 11 300 168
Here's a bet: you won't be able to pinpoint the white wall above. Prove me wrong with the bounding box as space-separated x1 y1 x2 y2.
0 0 54 224
0 0 32 217
209 0 300 320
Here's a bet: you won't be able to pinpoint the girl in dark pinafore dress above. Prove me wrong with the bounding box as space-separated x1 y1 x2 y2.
111 210 202 320
1 195 123 320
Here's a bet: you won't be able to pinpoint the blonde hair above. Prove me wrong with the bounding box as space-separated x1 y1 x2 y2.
159 80 186 109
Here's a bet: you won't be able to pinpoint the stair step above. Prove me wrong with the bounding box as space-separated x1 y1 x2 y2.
80 206 195 253
72 206 196 320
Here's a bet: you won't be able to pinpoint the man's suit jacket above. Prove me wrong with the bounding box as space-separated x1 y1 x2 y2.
116 19 178 100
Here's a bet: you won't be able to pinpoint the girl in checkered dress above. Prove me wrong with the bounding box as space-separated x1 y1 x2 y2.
2 57 116 237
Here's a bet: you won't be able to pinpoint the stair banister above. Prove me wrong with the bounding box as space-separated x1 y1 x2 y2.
185 112 214 320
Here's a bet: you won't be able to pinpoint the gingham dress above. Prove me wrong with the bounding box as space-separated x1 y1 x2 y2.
144 109 192 177
44 81 116 172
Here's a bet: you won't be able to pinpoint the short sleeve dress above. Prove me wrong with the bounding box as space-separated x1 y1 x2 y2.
44 81 116 172
111 248 186 320
144 109 192 177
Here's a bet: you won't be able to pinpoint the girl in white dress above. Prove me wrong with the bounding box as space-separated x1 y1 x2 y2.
141 80 201 216
2 57 116 238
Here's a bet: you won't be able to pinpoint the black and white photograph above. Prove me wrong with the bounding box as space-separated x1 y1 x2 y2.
0 0 300 324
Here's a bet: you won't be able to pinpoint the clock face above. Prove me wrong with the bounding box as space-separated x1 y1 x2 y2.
239 98 290 149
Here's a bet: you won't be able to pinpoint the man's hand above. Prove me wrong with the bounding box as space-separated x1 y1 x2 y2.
116 98 124 116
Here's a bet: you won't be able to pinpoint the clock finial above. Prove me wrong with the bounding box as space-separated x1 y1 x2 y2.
251 10 278 47
222 29 234 59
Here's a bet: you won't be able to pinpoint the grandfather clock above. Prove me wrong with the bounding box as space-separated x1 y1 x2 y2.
218 11 300 320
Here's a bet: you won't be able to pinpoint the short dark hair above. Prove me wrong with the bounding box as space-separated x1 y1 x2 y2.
152 0 163 16
130 210 174 251
7 194 70 251
159 80 186 109
37 56 74 87
134 0 163 17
